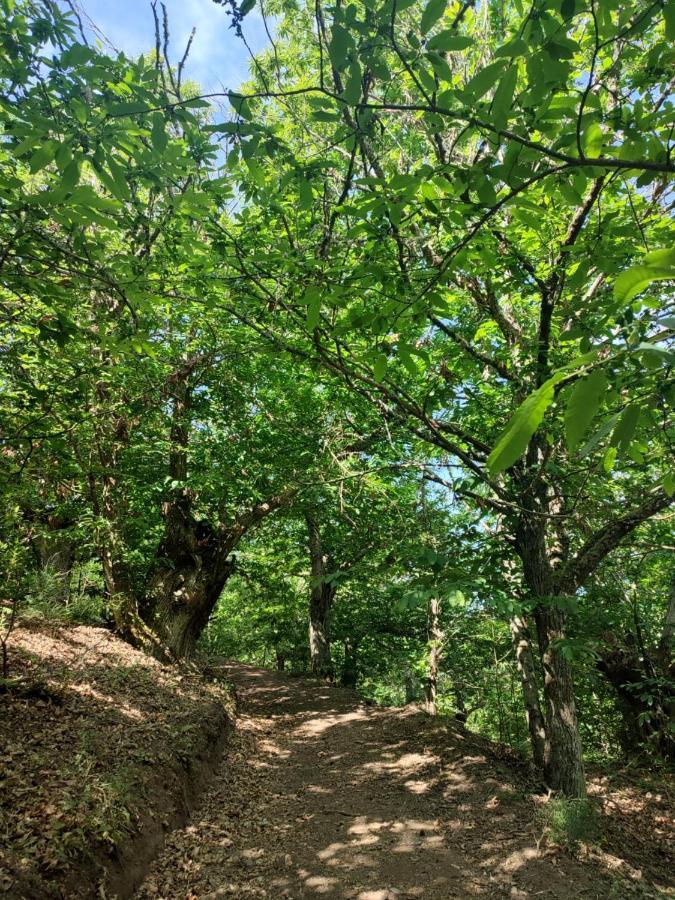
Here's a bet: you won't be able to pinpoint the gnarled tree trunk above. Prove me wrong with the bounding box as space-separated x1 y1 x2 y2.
143 367 295 658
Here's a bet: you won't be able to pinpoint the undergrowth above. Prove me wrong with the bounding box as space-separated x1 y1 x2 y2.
539 797 601 852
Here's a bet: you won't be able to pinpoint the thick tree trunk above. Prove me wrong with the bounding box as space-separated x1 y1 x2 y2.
306 511 335 678
144 367 294 657
424 597 442 715
509 614 546 770
517 510 586 797
308 583 335 677
149 566 235 658
533 603 586 797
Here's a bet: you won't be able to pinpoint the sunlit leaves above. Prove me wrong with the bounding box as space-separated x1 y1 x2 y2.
564 370 607 453
462 60 507 101
487 374 566 476
329 23 354 71
614 247 675 303
420 0 447 35
427 31 471 52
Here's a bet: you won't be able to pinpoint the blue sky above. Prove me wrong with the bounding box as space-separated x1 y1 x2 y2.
76 0 270 93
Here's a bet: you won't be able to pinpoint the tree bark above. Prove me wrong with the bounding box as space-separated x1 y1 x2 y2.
516 509 586 797
144 367 295 657
509 614 546 770
341 638 359 686
306 511 335 678
424 596 442 715
533 603 586 797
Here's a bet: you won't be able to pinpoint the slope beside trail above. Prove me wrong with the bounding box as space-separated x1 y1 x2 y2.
136 665 649 899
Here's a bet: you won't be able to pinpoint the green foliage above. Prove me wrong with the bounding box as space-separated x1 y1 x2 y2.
25 562 107 626
538 797 600 852
0 0 673 800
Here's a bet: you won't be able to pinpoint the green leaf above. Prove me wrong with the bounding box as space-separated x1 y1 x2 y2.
564 369 607 452
108 158 132 201
240 0 255 15
463 60 507 100
343 60 362 104
151 113 168 153
494 38 529 58
373 353 388 382
397 344 420 376
420 0 447 35
578 412 620 459
664 0 675 41
611 403 640 452
329 24 354 70
28 143 56 174
60 158 80 193
663 471 675 498
614 260 675 303
107 101 149 116
582 122 604 157
491 65 517 129
603 446 617 473
644 246 675 267
305 286 321 329
488 373 565 475
427 51 453 83
427 31 472 52
298 178 313 210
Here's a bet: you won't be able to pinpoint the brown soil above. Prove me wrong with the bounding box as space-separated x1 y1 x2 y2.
0 621 233 899
137 664 674 899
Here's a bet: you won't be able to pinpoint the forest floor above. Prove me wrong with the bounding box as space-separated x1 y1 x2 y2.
138 664 673 900
0 621 234 899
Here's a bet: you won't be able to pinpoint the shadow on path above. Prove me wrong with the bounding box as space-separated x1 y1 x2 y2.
136 664 639 899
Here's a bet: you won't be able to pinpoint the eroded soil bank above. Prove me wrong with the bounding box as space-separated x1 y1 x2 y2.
138 664 673 899
0 622 233 899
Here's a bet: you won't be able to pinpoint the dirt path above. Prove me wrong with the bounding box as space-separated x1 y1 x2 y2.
136 665 639 899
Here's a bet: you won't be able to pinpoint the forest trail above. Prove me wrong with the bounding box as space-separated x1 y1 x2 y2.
137 666 618 899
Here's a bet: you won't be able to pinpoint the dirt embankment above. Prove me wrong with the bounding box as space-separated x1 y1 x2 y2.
0 621 234 899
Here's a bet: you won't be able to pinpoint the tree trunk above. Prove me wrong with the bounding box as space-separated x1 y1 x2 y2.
516 509 586 797
306 511 335 678
424 597 442 715
533 603 586 797
509 614 546 770
341 638 359 686
150 570 234 658
309 588 334 676
275 649 286 672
